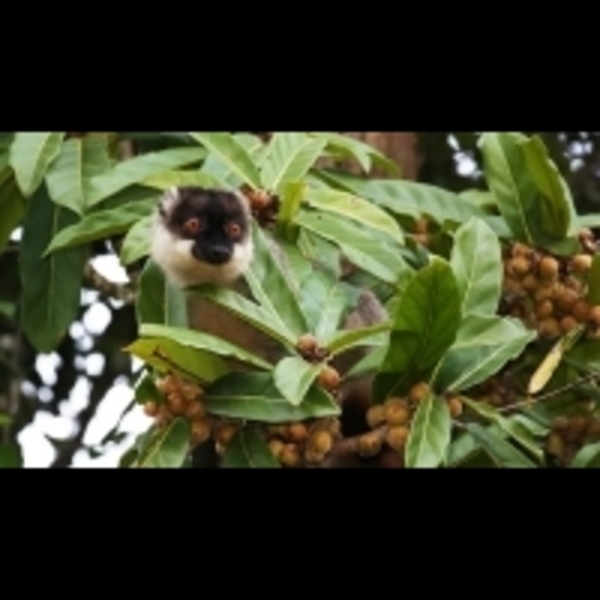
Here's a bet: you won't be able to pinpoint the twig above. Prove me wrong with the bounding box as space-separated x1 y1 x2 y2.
83 261 136 304
327 425 388 459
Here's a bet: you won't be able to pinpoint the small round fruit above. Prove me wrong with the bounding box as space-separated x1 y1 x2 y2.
268 439 285 459
143 401 159 417
181 382 202 402
358 431 383 457
538 317 561 338
512 242 531 257
156 375 180 395
280 444 302 467
555 288 579 312
385 425 410 451
287 422 308 443
534 284 556 303
538 256 560 280
571 254 592 274
318 366 341 390
565 415 588 443
166 392 186 415
510 256 531 276
191 419 211 444
297 333 318 355
546 432 565 458
590 306 600 326
185 401 205 420
448 397 463 418
572 300 591 322
215 422 238 446
308 430 333 455
535 300 554 319
560 315 579 333
521 274 538 291
409 382 430 403
384 399 410 426
366 404 386 428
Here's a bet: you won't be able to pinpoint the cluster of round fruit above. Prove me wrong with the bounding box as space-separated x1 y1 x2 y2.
265 418 342 467
362 382 464 460
546 412 600 466
502 242 600 339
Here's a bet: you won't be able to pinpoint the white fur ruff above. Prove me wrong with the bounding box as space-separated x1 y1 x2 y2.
150 212 254 288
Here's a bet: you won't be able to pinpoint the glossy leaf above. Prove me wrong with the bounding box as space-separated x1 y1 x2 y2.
346 344 387 379
0 443 22 468
459 189 497 210
433 315 536 393
276 180 305 239
464 422 536 468
450 217 502 317
120 214 153 265
45 134 111 215
405 393 452 468
45 196 157 254
86 147 206 208
261 133 327 194
325 323 389 356
295 209 410 285
0 173 27 253
373 257 461 402
273 356 323 406
9 132 65 196
142 169 222 190
139 323 272 371
519 135 579 239
460 396 543 462
245 223 308 339
309 132 399 174
314 169 486 225
136 260 188 327
203 372 340 423
570 442 600 468
123 336 228 385
19 185 85 352
135 418 191 468
190 132 262 189
134 371 164 405
304 188 404 244
222 427 280 468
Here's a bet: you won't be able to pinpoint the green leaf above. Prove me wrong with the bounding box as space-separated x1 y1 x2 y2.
578 214 600 230
309 132 399 174
586 255 600 305
373 257 461 401
304 188 404 244
346 344 387 379
325 323 390 356
134 371 164 405
141 169 222 190
459 189 497 210
203 372 341 423
19 184 85 352
191 285 295 350
190 132 261 189
45 196 157 254
135 418 191 468
295 209 410 285
273 356 323 406
463 422 536 468
222 427 280 468
0 172 27 253
9 132 65 196
450 217 502 317
460 396 543 462
86 147 206 208
123 336 228 385
446 430 484 467
136 260 188 327
315 169 486 226
405 393 452 468
276 180 305 238
570 442 600 468
245 223 308 339
120 214 153 265
519 135 579 239
260 133 327 194
433 315 536 393
139 323 272 371
0 443 22 468
45 134 111 215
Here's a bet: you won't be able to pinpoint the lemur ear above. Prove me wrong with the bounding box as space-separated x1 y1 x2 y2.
158 186 180 217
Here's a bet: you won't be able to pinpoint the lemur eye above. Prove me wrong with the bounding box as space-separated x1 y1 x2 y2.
183 218 203 234
226 222 242 238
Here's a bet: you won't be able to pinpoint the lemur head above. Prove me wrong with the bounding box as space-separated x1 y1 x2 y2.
150 186 254 287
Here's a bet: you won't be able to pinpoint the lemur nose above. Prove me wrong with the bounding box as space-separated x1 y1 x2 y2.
208 246 231 263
